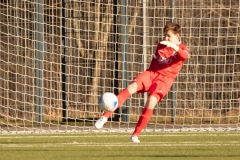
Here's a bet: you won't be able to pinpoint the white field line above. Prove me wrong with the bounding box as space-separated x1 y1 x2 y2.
0 133 240 139
1 141 240 148
1 127 240 134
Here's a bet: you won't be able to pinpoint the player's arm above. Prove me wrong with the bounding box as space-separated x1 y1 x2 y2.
154 44 159 55
152 43 162 59
160 41 189 60
176 46 189 60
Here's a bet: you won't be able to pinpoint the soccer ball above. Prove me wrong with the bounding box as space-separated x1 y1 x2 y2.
99 92 118 111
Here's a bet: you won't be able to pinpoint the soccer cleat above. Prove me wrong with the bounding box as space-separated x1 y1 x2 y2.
130 135 140 143
94 116 108 129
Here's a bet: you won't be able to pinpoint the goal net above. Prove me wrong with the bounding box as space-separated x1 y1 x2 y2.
0 0 239 133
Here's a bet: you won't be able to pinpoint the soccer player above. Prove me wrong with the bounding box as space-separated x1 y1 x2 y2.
95 22 189 143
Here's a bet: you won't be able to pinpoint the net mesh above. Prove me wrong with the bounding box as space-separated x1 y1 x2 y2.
0 0 239 133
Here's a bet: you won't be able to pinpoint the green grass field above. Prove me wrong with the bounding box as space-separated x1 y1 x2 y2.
0 131 240 160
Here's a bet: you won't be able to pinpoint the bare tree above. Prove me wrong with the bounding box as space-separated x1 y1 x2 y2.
73 2 85 57
89 2 114 104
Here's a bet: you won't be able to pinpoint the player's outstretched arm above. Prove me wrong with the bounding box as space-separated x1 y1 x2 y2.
160 41 179 51
160 41 189 60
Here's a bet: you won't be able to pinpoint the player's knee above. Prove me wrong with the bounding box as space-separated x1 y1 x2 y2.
127 79 143 93
134 79 143 91
151 93 163 103
144 94 160 109
127 81 138 94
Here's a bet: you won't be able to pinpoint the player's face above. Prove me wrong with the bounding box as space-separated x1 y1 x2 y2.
164 31 180 44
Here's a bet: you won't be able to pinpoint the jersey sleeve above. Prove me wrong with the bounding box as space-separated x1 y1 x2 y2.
177 45 189 60
154 43 165 56
154 44 159 55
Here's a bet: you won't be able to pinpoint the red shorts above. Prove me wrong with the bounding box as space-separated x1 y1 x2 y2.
133 70 175 101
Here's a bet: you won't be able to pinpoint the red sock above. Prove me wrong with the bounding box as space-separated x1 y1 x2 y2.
103 89 131 118
132 108 153 136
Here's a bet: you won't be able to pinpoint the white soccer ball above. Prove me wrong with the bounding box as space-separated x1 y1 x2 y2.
99 92 118 111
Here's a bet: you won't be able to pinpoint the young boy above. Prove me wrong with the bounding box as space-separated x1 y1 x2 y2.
94 23 189 143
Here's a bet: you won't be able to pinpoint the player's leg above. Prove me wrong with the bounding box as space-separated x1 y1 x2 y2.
94 71 151 129
102 81 138 118
131 75 175 142
94 82 139 129
130 94 160 143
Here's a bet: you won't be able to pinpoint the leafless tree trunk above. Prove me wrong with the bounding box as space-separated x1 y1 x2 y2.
89 1 143 105
89 2 113 104
73 2 85 57
128 0 142 34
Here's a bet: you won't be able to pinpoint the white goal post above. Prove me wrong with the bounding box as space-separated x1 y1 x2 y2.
0 0 239 133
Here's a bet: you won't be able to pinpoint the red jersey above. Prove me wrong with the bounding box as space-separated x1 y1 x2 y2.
148 42 189 78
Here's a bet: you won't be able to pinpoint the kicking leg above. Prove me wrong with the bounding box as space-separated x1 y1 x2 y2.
95 81 140 129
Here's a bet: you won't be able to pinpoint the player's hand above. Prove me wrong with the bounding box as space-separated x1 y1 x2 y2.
160 41 179 51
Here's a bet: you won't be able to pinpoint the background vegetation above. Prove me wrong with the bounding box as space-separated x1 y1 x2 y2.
0 0 239 125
